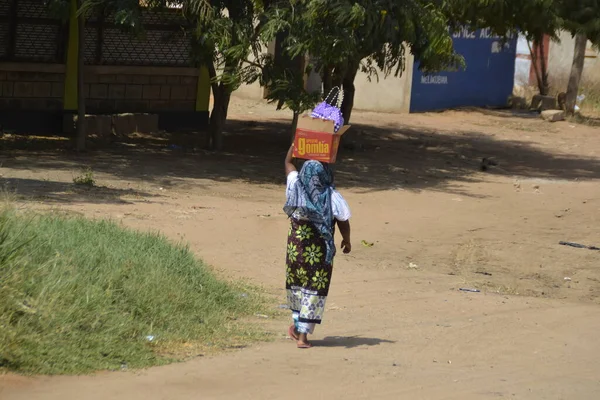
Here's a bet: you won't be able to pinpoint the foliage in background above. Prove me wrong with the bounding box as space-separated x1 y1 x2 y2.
188 0 268 150
555 0 600 112
0 208 266 374
46 0 600 145
557 0 600 45
446 0 600 110
260 0 464 123
444 0 561 96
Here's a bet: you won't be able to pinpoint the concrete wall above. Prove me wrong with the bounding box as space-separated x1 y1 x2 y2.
0 63 65 111
234 55 415 114
410 29 517 112
235 79 266 101
0 63 201 114
233 42 272 101
0 1 209 133
0 62 206 133
84 66 199 113
548 31 600 86
514 35 532 87
352 57 414 113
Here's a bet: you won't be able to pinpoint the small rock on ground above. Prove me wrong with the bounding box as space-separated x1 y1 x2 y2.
541 110 565 122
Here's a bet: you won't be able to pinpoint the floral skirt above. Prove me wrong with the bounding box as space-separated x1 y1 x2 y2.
285 218 333 327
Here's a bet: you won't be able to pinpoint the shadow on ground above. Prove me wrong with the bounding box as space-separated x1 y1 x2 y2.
434 107 541 120
1 115 599 203
313 336 395 349
1 177 159 205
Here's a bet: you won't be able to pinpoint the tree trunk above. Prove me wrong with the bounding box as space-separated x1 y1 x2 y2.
221 88 231 123
290 111 299 144
208 85 223 150
528 36 549 96
565 33 587 115
75 6 86 152
208 112 223 150
207 83 231 151
527 40 543 93
538 38 549 96
214 88 231 151
341 61 359 123
206 59 235 151
206 63 218 149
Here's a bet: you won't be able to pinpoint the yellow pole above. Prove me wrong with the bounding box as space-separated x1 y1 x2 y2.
195 65 210 112
63 0 79 111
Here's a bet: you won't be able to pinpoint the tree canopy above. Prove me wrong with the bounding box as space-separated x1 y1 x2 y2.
46 0 600 149
260 0 464 122
557 0 600 44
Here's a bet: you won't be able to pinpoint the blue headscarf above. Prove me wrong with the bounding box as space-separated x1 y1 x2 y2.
284 160 336 264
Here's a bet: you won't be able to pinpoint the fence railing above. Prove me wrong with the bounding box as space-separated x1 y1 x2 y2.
0 0 66 63
0 0 193 67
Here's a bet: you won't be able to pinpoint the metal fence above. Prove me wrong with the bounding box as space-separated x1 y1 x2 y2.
85 8 193 67
0 0 193 67
0 0 66 63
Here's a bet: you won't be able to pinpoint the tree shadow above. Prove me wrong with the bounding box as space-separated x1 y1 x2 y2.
312 336 395 349
456 107 540 119
1 177 160 205
570 113 600 127
1 113 599 204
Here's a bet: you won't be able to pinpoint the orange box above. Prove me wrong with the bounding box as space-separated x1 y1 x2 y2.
293 115 350 163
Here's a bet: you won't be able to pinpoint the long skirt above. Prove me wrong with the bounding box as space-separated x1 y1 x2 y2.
285 218 334 334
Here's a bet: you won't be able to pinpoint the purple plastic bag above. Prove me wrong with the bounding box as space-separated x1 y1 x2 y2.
311 87 344 132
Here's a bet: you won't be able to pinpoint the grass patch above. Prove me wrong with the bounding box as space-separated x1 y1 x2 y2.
0 207 268 375
72 168 96 187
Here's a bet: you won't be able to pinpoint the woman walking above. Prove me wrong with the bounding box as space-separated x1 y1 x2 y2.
284 145 352 348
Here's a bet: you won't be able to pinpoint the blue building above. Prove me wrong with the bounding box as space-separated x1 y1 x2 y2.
409 28 518 112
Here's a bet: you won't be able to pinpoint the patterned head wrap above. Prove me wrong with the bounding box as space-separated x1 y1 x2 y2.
284 160 336 263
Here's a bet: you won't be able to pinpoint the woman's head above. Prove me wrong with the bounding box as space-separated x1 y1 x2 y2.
299 160 333 190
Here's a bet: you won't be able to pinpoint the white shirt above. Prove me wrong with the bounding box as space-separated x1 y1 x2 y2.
286 171 351 222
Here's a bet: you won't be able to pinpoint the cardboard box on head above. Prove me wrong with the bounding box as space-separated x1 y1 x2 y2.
293 115 351 164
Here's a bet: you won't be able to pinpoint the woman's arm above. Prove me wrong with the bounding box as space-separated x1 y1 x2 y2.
285 144 297 176
337 220 352 254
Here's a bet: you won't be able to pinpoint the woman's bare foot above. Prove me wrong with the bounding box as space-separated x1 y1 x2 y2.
297 333 312 348
288 324 299 341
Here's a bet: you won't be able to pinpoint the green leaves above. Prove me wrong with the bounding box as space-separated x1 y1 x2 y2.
257 0 468 117
266 0 463 79
444 0 600 47
557 0 600 44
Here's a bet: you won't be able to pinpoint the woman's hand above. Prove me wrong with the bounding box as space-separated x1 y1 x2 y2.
341 239 352 254
337 220 351 254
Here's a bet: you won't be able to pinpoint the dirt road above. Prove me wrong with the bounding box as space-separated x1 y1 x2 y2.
1 101 600 399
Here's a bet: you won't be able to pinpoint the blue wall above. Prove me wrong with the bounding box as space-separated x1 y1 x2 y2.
409 28 517 112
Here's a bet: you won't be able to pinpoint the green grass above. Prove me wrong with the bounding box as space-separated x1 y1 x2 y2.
72 168 96 187
0 207 268 375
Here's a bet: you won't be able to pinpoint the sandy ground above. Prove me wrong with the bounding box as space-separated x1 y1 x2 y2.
1 98 600 399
